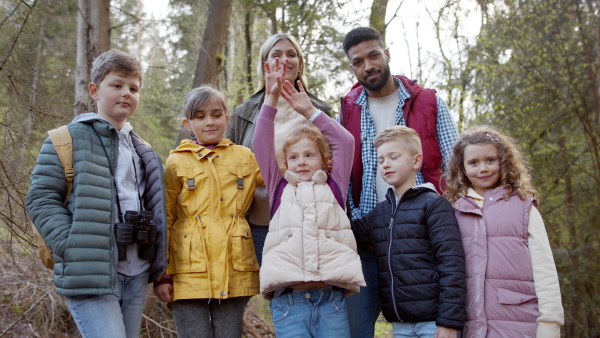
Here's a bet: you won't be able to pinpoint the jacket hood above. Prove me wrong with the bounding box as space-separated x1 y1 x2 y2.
385 182 438 202
72 112 110 125
72 112 135 134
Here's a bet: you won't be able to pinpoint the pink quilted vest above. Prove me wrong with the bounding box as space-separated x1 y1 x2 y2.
453 187 539 338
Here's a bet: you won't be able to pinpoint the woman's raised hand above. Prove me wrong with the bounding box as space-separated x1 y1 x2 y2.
263 58 287 107
281 80 317 119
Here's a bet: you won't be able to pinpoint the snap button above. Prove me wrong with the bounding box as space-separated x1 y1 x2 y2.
208 155 212 158
184 235 187 238
245 232 249 236
305 293 311 298
222 291 226 296
198 154 202 157
489 197 493 201
220 197 223 201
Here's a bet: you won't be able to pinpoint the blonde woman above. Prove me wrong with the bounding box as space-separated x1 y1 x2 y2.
226 33 331 265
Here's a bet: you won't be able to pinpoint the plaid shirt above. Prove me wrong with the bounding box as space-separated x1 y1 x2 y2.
342 77 459 220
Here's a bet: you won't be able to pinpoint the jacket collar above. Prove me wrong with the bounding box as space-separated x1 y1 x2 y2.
385 182 438 214
172 138 234 153
236 90 266 121
236 89 332 122
453 186 513 214
284 169 328 186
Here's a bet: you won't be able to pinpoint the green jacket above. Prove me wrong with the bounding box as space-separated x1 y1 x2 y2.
26 115 167 296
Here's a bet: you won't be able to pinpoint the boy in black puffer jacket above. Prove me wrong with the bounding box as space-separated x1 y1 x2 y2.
353 126 466 338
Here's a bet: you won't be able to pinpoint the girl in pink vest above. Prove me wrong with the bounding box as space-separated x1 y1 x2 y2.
444 126 564 338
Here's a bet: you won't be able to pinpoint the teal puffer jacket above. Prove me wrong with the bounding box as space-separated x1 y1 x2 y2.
26 118 167 296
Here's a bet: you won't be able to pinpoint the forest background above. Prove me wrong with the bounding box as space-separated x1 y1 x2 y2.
0 0 598 337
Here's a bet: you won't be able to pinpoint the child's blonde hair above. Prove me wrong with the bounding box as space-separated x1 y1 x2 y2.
183 85 230 120
374 126 422 155
280 126 332 168
91 49 143 86
445 125 537 204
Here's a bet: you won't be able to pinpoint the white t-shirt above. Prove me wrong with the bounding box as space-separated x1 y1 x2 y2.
367 90 400 202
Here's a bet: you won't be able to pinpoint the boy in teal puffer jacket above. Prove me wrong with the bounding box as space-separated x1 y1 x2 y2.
26 49 167 338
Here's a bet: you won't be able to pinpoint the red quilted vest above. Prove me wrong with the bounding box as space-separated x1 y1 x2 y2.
340 75 444 205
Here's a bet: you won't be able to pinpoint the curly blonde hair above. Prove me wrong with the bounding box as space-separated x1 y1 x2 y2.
444 125 537 204
279 125 332 169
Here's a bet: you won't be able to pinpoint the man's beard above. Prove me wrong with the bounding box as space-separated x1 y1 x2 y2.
359 63 391 92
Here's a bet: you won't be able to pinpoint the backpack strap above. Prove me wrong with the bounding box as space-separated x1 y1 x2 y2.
48 125 73 204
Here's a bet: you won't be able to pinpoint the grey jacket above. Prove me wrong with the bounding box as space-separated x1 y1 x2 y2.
26 116 167 296
225 89 332 150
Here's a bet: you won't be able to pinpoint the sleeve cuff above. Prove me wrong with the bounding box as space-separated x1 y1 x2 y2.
153 275 173 288
536 321 562 338
308 110 322 122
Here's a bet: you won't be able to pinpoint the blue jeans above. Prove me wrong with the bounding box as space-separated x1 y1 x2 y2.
346 255 381 338
250 223 268 266
270 287 350 337
393 321 438 338
66 272 149 338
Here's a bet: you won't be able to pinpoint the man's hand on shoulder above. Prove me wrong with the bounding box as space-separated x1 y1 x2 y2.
435 326 457 338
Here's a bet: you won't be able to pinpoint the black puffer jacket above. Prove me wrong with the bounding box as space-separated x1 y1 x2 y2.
353 183 466 330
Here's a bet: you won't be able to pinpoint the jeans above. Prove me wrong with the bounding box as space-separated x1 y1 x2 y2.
270 287 349 337
346 255 381 338
172 297 247 338
66 271 149 338
392 321 438 337
250 223 268 266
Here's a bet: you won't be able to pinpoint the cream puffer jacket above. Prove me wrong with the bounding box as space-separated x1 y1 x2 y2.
260 170 366 299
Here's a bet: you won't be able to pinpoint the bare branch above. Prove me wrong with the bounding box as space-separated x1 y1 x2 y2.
0 0 38 72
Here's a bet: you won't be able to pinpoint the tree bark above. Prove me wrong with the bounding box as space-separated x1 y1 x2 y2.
369 0 389 44
191 0 233 88
74 0 111 115
245 7 254 94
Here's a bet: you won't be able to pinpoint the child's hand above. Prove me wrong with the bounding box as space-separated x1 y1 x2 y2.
153 283 174 303
263 58 287 107
281 80 317 119
434 326 457 338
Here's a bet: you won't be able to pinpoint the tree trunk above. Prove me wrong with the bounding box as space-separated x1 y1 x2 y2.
191 0 233 88
245 6 254 95
74 0 111 116
369 0 389 44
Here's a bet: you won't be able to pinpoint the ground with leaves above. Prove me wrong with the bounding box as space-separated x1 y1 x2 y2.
0 231 390 337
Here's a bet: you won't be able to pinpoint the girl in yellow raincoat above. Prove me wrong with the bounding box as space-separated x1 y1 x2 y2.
154 86 263 338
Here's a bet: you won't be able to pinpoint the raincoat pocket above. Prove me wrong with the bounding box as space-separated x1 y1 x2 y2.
168 226 207 274
231 223 259 272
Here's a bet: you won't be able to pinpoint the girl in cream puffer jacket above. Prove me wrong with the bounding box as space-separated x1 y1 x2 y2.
253 59 365 337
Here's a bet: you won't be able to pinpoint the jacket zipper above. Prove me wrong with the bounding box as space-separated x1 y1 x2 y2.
387 217 402 322
387 189 406 322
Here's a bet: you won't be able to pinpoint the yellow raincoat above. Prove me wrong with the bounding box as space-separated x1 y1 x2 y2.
164 139 263 300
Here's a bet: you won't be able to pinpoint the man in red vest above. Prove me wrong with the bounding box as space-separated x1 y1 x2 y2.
339 27 459 338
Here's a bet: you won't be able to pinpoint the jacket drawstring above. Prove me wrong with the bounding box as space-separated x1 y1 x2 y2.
197 216 214 300
217 215 236 299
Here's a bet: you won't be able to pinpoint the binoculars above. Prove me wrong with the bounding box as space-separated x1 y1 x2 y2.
115 210 157 261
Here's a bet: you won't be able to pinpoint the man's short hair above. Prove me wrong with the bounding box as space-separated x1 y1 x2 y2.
374 126 422 155
343 27 384 55
90 49 143 86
